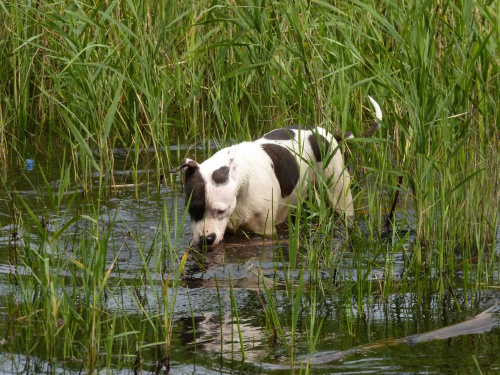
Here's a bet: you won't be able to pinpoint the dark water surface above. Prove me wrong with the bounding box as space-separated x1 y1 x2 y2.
0 148 499 374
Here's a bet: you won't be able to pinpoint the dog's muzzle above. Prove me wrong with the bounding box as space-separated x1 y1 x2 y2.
200 233 217 246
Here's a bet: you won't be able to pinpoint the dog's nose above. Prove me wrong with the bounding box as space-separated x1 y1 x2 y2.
201 233 217 246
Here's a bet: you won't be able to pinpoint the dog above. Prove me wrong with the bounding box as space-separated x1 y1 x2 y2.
171 97 382 246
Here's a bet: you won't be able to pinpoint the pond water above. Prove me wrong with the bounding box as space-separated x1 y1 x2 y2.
0 147 499 374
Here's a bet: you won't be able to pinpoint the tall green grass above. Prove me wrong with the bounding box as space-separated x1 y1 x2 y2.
1 0 498 250
2 163 190 371
1 0 499 372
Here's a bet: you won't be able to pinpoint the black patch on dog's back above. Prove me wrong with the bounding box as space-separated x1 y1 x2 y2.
308 133 331 162
263 128 296 140
185 168 206 222
333 131 353 143
212 166 230 185
261 143 299 197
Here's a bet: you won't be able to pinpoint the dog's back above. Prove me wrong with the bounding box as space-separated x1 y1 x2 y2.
255 125 353 217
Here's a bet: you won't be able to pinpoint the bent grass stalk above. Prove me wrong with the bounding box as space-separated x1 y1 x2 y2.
228 270 245 361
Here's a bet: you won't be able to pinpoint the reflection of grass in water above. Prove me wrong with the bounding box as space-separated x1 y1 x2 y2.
0 0 499 372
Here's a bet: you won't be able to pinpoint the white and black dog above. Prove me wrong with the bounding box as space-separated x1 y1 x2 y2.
172 97 382 246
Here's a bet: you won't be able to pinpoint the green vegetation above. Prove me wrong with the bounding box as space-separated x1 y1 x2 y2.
0 0 499 372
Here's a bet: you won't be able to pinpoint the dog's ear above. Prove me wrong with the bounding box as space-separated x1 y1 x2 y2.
169 158 199 174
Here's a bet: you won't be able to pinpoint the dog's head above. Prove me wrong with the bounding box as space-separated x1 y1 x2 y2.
172 149 238 246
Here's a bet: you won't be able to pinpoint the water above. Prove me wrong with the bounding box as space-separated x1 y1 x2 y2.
0 148 499 374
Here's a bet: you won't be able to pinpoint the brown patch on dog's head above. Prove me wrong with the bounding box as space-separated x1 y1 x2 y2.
212 166 230 185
